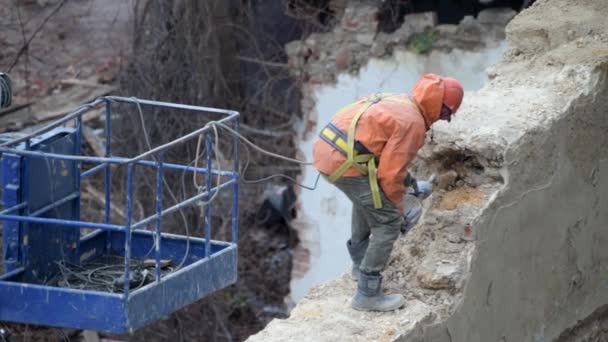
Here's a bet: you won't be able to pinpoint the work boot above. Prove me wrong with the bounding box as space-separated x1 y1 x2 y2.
346 239 369 281
351 272 404 312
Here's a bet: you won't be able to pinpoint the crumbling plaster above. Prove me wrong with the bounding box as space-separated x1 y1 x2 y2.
402 1 608 339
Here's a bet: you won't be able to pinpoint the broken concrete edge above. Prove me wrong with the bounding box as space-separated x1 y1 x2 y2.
554 304 608 341
403 62 608 342
286 2 515 87
395 1 608 339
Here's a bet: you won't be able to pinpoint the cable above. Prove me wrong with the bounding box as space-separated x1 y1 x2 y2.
0 73 12 109
127 98 321 278
207 120 321 190
236 136 321 190
242 173 321 191
133 98 317 272
133 98 192 270
54 257 173 293
210 121 312 165
133 99 230 269
194 122 223 206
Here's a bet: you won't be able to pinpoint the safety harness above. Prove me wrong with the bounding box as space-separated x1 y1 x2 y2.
319 93 416 209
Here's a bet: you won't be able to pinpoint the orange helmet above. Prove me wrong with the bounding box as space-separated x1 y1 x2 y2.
412 74 464 125
442 77 464 113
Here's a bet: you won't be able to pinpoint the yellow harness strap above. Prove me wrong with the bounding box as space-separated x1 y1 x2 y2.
325 93 414 209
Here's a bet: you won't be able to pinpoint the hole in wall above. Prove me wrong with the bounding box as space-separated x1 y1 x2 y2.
377 0 537 33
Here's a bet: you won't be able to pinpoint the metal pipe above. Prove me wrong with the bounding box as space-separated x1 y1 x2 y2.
29 192 79 217
130 178 236 231
104 100 112 253
82 159 236 178
133 159 236 177
104 96 235 115
155 155 164 283
0 214 124 231
0 113 238 164
0 202 27 215
0 147 116 163
123 163 135 298
81 163 108 178
22 139 31 267
126 114 238 163
0 95 236 151
0 267 24 281
104 100 112 226
74 115 83 258
204 133 212 258
232 115 240 243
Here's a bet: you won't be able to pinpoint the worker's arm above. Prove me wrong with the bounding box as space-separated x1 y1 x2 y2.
376 118 426 212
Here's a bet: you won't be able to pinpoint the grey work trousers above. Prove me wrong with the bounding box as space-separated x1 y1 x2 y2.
332 176 403 274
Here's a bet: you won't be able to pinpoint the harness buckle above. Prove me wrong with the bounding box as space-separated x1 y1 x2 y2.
370 93 383 104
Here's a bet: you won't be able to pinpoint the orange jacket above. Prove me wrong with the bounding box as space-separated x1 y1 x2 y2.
313 74 445 209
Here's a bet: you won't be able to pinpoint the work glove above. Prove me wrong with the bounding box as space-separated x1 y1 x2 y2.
414 180 433 200
405 173 420 195
401 207 422 234
405 173 434 200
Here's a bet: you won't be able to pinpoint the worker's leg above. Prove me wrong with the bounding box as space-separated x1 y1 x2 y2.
357 192 402 274
351 202 371 243
346 203 370 280
333 177 371 278
332 176 372 238
333 176 402 272
332 176 404 311
333 176 403 273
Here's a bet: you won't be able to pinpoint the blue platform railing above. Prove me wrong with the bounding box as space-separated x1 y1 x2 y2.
0 96 240 299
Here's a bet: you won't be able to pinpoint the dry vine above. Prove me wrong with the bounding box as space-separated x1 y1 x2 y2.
110 1 333 341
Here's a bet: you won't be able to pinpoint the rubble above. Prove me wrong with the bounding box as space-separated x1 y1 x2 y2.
286 3 514 85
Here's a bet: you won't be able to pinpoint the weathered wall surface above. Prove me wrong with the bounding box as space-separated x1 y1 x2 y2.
249 0 608 341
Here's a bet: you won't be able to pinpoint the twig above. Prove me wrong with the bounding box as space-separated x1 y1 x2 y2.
0 102 33 117
7 0 68 73
83 185 126 220
82 125 105 157
60 78 109 88
14 0 30 104
237 56 288 68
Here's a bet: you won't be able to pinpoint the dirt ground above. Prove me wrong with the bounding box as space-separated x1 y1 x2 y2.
437 186 486 211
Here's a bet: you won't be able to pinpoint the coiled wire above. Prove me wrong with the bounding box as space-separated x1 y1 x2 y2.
0 73 12 109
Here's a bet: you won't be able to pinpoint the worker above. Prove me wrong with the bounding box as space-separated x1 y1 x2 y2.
312 73 464 312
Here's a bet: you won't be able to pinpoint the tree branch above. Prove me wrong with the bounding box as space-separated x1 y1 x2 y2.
7 0 68 72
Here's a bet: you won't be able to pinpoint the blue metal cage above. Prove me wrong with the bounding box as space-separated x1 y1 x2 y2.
0 96 240 333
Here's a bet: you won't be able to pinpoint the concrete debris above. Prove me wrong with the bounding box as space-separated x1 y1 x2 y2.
416 260 462 290
250 0 608 341
435 170 459 190
286 3 511 85
340 4 377 33
477 8 517 26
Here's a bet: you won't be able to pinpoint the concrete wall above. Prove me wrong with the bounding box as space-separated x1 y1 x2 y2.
406 65 608 342
404 0 608 340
